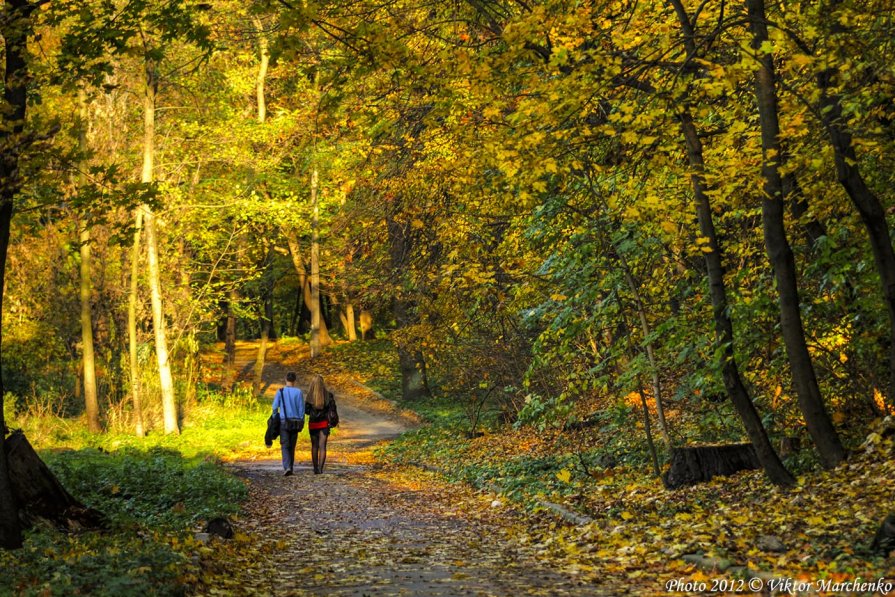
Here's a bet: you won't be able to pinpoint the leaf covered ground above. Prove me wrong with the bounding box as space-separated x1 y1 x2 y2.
197 461 626 596
3 340 893 596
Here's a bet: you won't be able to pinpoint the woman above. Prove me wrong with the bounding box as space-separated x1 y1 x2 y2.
305 374 335 474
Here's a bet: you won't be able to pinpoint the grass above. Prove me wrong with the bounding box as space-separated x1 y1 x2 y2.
0 386 279 596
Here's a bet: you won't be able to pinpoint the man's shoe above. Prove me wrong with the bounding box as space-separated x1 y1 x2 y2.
284 469 293 476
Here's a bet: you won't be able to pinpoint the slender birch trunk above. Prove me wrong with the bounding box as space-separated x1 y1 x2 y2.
141 60 179 435
76 90 101 433
80 219 100 432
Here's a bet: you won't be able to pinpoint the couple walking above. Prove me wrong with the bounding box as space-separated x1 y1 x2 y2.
272 372 336 476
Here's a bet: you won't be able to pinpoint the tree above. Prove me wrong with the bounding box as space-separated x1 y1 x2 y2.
746 0 845 468
0 0 34 550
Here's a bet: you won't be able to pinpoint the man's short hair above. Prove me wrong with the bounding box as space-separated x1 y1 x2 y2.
286 372 297 382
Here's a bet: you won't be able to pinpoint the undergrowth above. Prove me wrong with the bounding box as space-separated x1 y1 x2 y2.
0 387 271 596
340 341 895 586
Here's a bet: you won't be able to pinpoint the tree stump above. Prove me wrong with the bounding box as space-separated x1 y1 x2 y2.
663 443 760 489
3 430 104 530
871 513 895 556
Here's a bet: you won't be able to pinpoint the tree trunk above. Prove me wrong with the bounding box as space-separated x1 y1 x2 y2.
817 74 895 405
0 202 20 550
678 111 795 486
310 167 323 357
4 431 104 530
638 383 661 477
345 303 357 341
747 0 844 469
142 60 179 435
253 250 274 397
253 325 269 397
0 0 33 548
254 16 269 125
77 92 101 433
663 1 793 485
79 220 101 432
222 288 237 392
618 251 672 450
128 208 145 437
284 228 331 343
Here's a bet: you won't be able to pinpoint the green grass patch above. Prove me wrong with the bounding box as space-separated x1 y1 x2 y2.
0 446 244 596
0 387 272 596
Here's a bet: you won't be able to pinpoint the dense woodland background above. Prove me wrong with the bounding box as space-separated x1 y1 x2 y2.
1 0 894 569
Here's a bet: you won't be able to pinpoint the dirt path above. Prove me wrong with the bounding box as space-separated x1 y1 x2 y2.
198 343 617 596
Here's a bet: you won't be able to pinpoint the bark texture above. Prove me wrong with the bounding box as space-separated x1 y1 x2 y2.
679 111 795 486
663 444 761 489
747 0 844 468
0 0 34 548
3 431 105 530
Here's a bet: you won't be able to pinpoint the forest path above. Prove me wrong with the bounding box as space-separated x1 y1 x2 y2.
227 339 410 453
198 341 616 596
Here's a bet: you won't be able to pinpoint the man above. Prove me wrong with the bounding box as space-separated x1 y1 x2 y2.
272 372 305 476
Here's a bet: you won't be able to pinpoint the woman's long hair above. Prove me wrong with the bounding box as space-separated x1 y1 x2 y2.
307 374 328 410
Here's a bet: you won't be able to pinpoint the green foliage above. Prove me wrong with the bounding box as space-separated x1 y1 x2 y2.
45 447 245 530
0 389 262 596
0 529 192 597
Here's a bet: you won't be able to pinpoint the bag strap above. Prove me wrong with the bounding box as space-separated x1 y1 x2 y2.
277 387 285 418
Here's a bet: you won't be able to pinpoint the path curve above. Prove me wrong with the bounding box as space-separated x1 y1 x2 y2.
198 343 614 596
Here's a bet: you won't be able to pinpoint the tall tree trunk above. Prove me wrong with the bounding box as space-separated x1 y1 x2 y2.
310 167 323 357
142 60 179 435
77 91 100 433
289 287 302 335
0 200 20 550
817 74 895 404
0 0 33 549
679 111 795 486
747 0 844 469
128 208 145 437
79 220 100 432
253 250 274 396
253 325 269 397
222 287 237 392
346 303 357 341
254 16 269 125
284 228 331 343
251 32 272 390
665 0 793 485
387 214 431 401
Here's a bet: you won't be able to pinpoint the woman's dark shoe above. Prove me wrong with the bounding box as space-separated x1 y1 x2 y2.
284 469 293 476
